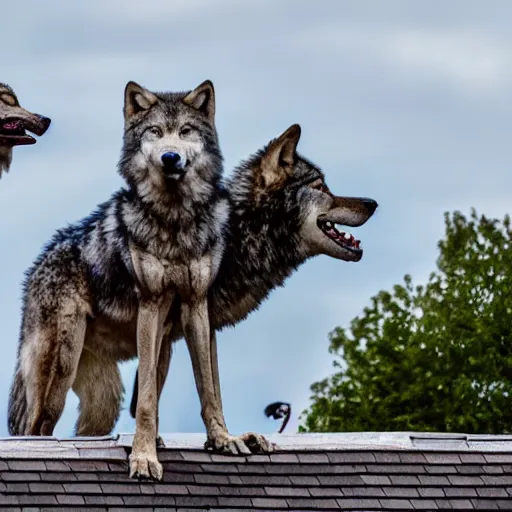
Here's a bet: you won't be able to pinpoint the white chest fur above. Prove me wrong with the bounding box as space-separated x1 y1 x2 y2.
129 244 222 301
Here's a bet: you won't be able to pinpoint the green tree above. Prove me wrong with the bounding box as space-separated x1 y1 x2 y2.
300 210 512 434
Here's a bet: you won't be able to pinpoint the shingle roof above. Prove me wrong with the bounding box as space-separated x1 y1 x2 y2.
0 432 512 510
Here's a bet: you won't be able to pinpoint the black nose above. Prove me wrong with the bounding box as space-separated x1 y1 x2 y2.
38 115 51 130
363 198 378 215
161 152 181 167
33 115 51 135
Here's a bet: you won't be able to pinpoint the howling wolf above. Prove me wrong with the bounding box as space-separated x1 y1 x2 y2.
8 80 267 481
124 124 378 445
0 83 51 177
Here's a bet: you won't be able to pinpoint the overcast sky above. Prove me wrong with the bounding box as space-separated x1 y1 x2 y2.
1 0 511 439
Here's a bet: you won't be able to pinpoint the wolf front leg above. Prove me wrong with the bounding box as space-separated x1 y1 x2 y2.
130 295 172 480
209 327 224 416
128 326 174 448
183 298 273 454
155 331 174 448
182 298 246 454
206 325 274 454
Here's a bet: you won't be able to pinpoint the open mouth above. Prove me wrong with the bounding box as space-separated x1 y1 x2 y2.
0 119 37 146
0 113 50 147
162 161 187 180
163 166 186 178
317 218 362 253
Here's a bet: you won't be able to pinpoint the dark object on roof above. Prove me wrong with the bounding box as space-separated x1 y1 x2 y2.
0 432 512 510
264 401 291 433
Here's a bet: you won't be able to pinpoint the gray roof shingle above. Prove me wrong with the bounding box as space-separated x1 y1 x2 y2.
0 432 511 510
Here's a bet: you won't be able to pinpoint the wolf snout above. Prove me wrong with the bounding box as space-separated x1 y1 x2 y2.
33 115 51 136
38 115 51 130
362 198 378 215
161 151 185 177
161 152 181 166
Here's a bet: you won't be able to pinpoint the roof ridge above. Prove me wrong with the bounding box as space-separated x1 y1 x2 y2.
1 432 512 456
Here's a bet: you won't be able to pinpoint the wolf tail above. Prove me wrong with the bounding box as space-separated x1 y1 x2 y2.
8 363 28 435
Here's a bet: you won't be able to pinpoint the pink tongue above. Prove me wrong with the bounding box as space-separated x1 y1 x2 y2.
2 122 20 130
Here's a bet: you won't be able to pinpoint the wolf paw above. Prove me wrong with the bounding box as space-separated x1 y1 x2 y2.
240 432 275 453
129 452 163 481
205 431 274 455
205 431 251 455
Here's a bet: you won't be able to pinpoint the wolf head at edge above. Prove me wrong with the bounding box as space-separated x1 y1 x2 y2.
0 83 51 178
230 124 378 263
118 80 222 198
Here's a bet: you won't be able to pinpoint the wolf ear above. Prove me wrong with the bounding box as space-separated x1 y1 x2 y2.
183 80 215 123
124 81 158 121
260 124 302 186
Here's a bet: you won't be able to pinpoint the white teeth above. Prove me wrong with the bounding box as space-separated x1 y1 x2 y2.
322 221 354 241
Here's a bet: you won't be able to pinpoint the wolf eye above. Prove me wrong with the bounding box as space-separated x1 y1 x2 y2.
310 180 328 193
0 94 17 107
180 126 193 136
147 126 163 138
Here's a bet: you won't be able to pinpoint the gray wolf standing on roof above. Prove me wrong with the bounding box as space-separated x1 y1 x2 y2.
125 124 378 439
0 83 51 177
8 79 271 481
